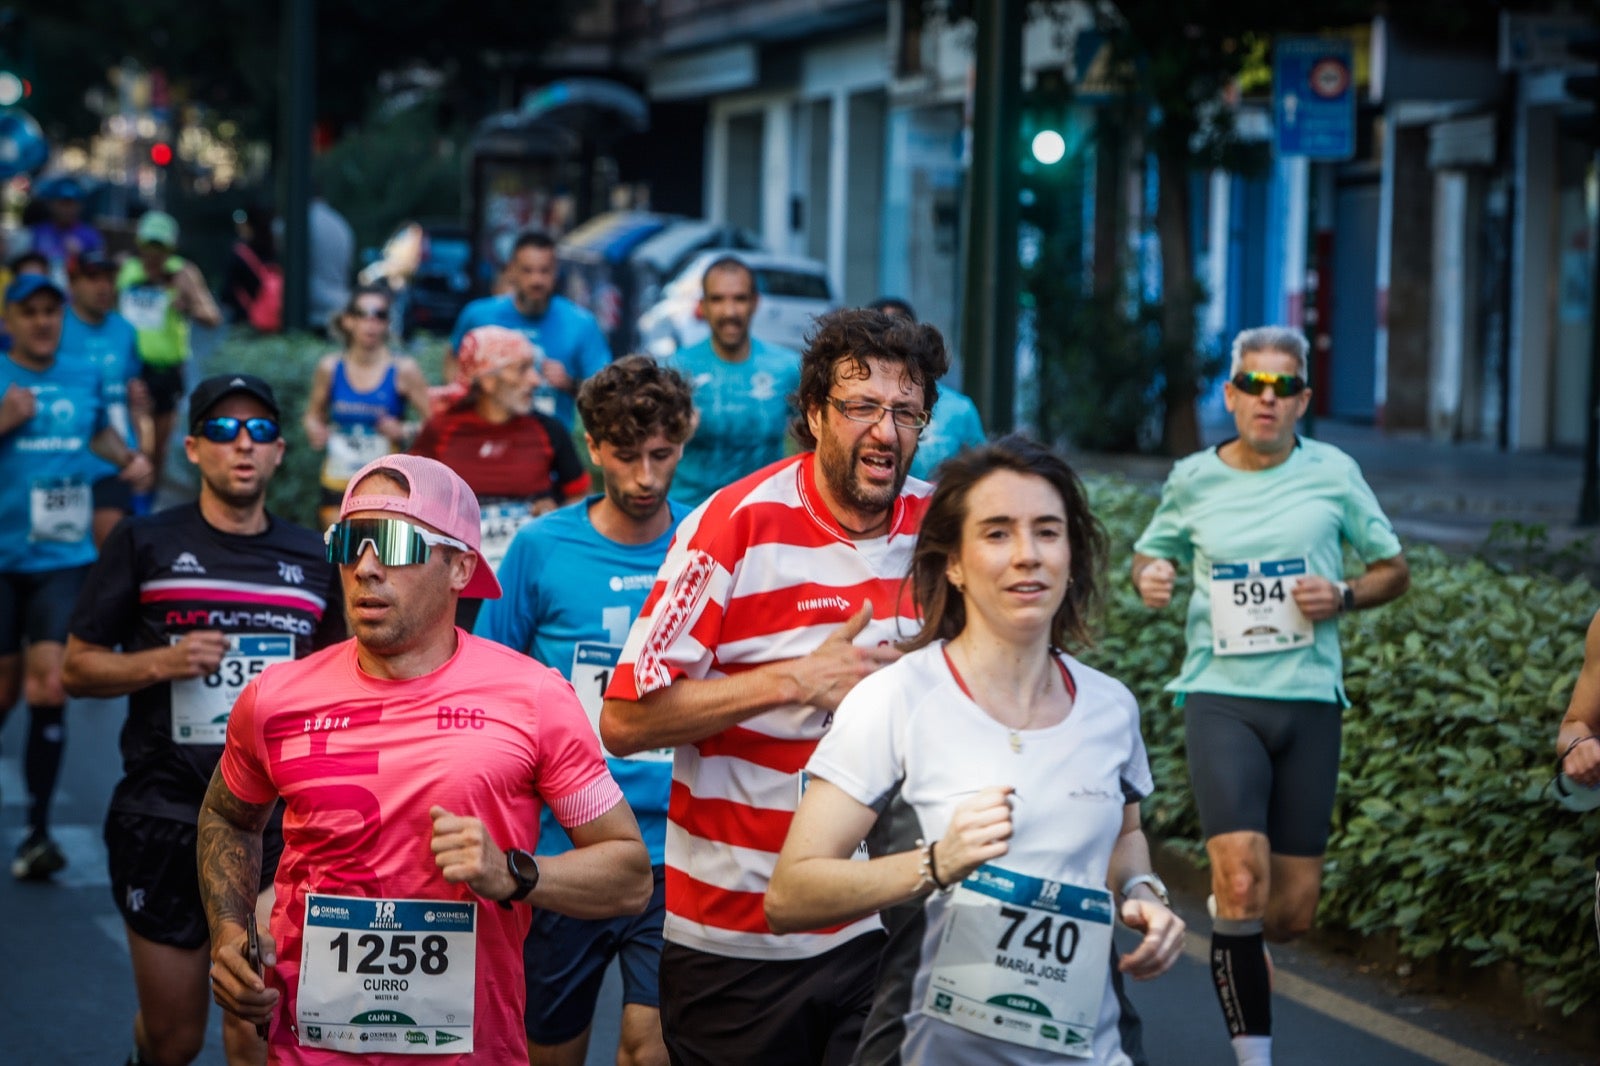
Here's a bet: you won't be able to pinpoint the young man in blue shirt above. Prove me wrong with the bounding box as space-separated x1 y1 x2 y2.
475 354 695 1066
449 230 611 430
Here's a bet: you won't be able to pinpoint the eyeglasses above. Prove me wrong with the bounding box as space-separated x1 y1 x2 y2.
195 417 281 443
349 306 389 320
825 396 930 431
324 517 471 567
1230 371 1307 397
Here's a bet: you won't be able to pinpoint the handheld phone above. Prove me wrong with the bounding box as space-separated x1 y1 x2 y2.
245 923 268 1041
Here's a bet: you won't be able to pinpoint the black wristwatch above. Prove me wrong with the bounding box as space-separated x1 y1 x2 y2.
499 848 540 909
1336 580 1356 614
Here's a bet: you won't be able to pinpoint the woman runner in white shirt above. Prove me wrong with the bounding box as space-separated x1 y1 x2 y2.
767 435 1184 1065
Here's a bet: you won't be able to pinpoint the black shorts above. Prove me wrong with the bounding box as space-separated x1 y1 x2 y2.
318 486 344 512
525 865 666 1043
0 565 91 654
1183 691 1343 857
659 932 884 1066
140 363 187 416
92 474 133 514
105 810 284 950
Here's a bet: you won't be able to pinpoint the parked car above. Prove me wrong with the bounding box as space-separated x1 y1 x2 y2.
636 250 836 358
556 212 762 359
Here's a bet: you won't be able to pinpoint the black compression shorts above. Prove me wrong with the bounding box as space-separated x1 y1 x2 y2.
1183 691 1343 857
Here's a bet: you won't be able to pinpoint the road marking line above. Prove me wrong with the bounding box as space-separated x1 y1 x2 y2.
1181 931 1510 1066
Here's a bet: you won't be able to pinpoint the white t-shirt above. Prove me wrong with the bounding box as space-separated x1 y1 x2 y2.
807 641 1153 1066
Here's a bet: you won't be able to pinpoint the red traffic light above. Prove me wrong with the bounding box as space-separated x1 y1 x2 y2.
149 143 173 167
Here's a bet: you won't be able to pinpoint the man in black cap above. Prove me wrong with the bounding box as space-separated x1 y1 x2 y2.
0 272 151 882
64 248 150 546
64 373 345 1066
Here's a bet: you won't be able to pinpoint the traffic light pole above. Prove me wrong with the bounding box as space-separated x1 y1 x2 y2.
278 0 313 333
958 0 1022 434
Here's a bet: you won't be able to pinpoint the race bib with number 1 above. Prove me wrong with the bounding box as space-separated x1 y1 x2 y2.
571 642 671 762
297 894 477 1054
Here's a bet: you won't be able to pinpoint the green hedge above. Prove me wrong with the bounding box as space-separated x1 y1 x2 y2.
1081 476 1597 1016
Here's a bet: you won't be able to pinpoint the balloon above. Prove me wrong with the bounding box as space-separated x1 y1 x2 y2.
0 109 48 180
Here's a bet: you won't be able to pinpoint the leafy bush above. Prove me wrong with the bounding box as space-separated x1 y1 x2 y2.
1081 475 1598 1015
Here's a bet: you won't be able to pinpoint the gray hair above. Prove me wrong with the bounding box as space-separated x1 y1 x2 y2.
1230 326 1309 378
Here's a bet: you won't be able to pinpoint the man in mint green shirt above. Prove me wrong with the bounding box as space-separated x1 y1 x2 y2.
666 257 799 508
1131 325 1408 1066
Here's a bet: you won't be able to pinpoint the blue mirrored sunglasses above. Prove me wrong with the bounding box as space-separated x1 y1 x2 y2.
195 416 281 443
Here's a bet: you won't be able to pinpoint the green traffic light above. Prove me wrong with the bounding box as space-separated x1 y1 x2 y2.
1031 129 1066 165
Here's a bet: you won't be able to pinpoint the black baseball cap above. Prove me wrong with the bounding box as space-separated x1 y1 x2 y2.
188 373 281 428
68 249 115 277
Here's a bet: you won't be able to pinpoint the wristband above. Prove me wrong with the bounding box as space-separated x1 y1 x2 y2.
915 838 951 892
1120 872 1171 908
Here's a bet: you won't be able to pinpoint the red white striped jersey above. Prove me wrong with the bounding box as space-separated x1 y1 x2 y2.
608 452 930 960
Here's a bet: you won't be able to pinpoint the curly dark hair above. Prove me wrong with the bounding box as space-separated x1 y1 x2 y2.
899 435 1108 654
790 308 949 450
577 355 695 448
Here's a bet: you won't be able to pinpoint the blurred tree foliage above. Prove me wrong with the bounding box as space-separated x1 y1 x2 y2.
312 100 465 257
14 0 578 142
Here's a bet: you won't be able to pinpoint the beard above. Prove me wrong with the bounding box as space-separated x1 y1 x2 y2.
816 431 908 521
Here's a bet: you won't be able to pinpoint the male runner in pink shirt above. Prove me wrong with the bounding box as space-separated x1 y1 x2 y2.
198 454 651 1064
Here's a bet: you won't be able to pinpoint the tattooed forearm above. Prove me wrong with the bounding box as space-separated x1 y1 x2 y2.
197 766 274 937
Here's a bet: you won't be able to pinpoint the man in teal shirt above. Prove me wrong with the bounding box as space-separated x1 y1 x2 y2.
869 297 985 480
1131 325 1408 1066
666 257 800 507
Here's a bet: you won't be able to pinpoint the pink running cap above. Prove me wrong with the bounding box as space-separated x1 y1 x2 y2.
338 454 502 600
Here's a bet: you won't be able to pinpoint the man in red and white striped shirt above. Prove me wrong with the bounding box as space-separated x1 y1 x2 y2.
601 307 950 1065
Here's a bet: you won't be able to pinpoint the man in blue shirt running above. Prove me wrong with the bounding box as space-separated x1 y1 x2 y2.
449 230 611 429
0 274 152 880
63 249 149 545
475 354 694 1066
667 256 801 508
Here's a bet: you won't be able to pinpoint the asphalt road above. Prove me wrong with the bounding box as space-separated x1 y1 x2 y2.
1 696 1591 1065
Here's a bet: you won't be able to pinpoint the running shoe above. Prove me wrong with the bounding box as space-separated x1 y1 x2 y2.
11 830 66 880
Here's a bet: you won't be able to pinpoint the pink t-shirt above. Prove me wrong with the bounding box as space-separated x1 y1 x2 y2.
220 631 622 1065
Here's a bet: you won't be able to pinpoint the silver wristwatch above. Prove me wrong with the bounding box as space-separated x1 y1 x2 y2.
1120 872 1171 908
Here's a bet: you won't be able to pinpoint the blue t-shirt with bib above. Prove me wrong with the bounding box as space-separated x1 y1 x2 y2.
62 308 140 481
667 337 801 508
1133 437 1402 705
473 497 686 864
449 294 610 429
0 352 112 572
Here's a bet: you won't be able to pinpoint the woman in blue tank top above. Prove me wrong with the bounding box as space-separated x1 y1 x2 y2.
302 285 432 527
